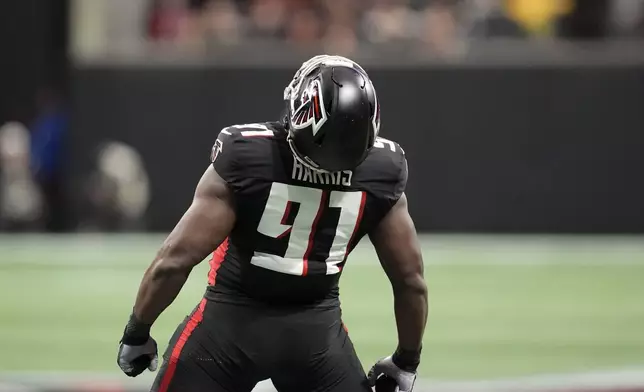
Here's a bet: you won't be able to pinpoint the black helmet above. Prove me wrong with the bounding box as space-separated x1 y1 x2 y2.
284 55 381 172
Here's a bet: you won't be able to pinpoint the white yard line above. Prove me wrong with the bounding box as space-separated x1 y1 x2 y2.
3 368 644 392
1 234 644 266
416 368 644 391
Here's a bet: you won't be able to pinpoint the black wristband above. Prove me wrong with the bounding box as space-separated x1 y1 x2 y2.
392 346 421 372
121 313 152 346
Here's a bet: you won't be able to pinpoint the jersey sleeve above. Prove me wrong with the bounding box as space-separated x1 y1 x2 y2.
381 142 407 210
356 139 409 236
358 138 408 218
392 150 408 202
211 128 243 189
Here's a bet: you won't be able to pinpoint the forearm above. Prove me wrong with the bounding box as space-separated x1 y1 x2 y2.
132 257 193 325
393 278 428 353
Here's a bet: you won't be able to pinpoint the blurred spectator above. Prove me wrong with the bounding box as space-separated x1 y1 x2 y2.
287 6 323 46
147 0 192 42
196 0 245 45
0 122 44 231
362 0 420 44
321 0 360 54
420 1 463 56
505 0 574 36
30 88 68 232
247 0 287 39
609 0 644 37
81 141 150 232
467 0 527 38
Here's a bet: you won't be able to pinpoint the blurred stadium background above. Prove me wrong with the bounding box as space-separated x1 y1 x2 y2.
1 0 643 392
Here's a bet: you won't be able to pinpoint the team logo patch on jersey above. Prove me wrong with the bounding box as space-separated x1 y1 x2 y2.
291 79 328 136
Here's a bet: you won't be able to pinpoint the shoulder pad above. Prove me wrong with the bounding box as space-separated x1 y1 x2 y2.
211 123 278 189
222 123 275 138
373 136 404 156
357 136 407 204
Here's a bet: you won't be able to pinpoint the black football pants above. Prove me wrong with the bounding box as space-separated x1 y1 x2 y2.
151 299 371 392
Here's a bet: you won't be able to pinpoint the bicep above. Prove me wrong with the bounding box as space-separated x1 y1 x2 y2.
369 194 424 288
157 166 235 269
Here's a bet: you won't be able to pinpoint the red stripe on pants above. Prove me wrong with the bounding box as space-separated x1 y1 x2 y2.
158 298 207 392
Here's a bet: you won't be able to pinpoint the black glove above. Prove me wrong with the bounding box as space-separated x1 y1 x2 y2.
368 347 421 392
117 313 158 377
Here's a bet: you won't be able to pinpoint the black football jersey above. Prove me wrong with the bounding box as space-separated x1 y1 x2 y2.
206 122 407 307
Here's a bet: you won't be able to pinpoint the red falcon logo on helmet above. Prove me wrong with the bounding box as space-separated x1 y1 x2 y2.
291 79 328 136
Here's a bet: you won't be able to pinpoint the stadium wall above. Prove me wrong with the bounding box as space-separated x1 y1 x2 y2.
0 0 68 125
69 66 644 233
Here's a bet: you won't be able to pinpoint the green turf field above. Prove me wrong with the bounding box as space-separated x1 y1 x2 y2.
1 235 643 379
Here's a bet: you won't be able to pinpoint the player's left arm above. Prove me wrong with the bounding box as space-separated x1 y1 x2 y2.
367 147 427 391
370 193 428 365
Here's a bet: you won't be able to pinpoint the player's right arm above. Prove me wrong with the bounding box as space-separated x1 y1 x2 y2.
117 166 235 377
367 193 427 391
131 166 235 325
118 129 238 378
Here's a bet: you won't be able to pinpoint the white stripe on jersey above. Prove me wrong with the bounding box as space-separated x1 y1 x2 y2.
241 130 274 137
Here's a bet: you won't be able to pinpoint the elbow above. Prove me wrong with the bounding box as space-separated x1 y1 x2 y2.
149 258 192 279
392 273 427 299
148 246 194 279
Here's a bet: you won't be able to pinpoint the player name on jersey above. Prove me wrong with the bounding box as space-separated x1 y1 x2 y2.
292 159 353 186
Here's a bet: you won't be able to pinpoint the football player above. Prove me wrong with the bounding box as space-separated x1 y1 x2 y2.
117 55 428 392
